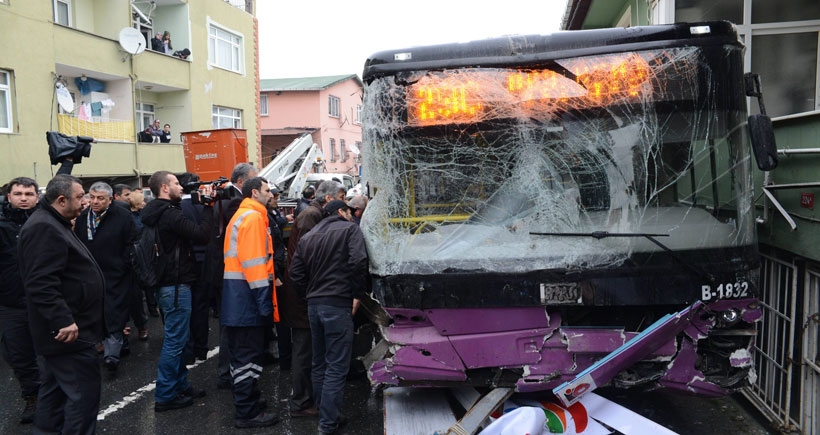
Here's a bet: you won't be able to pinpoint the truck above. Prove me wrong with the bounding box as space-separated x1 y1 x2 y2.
357 21 778 400
258 133 357 201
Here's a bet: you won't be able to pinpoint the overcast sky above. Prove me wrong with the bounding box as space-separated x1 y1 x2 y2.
257 1 567 79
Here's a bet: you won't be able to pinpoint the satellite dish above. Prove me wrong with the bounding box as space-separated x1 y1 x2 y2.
119 27 146 55
55 82 74 113
349 142 361 155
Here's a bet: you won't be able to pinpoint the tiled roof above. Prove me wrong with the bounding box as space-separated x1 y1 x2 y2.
259 74 362 91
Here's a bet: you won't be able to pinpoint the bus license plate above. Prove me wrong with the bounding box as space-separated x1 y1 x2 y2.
540 283 582 305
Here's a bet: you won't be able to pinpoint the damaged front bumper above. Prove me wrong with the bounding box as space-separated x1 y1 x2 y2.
367 299 761 396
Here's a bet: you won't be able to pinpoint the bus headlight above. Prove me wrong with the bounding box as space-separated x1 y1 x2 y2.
720 309 740 325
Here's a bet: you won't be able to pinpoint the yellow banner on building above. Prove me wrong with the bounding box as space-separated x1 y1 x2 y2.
57 114 135 142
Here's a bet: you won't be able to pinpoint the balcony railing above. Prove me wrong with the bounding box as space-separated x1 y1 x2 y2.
57 114 135 142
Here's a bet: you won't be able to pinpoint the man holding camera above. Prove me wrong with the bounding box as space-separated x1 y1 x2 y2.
141 170 213 412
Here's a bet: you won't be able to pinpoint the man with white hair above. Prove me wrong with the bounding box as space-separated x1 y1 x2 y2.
73 181 138 372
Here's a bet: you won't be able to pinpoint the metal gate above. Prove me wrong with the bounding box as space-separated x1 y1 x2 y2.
801 269 820 435
743 253 799 432
743 252 820 434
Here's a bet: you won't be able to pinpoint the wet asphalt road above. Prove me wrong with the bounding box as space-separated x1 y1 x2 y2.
0 315 383 435
0 315 775 435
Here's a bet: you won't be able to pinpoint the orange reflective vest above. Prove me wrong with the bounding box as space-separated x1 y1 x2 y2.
222 198 279 324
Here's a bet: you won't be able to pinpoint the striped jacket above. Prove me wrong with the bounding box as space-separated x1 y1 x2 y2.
221 198 278 326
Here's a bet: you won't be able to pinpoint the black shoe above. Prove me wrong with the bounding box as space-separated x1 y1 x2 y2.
216 379 232 390
181 386 206 399
20 394 36 424
234 411 280 429
290 406 318 418
184 355 195 365
154 395 193 412
103 357 118 372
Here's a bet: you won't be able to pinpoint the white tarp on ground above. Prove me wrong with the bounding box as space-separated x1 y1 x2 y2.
479 393 678 435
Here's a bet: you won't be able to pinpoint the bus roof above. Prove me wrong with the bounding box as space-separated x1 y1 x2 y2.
362 21 740 83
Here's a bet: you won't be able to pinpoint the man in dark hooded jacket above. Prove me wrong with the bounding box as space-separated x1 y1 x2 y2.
0 177 40 423
141 170 213 412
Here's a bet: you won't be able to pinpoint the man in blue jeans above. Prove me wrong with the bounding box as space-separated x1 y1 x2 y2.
141 170 213 412
289 199 368 435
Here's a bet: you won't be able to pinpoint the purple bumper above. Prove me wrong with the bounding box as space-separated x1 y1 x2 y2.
367 300 761 395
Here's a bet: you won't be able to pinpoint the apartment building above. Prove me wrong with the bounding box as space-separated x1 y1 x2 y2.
260 74 363 177
0 0 260 186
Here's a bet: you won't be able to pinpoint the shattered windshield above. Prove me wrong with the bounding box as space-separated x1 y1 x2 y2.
361 47 755 276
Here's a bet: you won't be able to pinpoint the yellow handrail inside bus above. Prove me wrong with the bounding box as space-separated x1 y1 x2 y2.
387 214 470 224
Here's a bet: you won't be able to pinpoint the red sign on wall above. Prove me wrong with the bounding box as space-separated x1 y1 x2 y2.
801 192 814 209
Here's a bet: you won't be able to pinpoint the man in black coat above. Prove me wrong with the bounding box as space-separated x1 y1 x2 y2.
211 163 257 389
74 181 138 372
18 174 105 435
0 177 40 424
178 172 209 364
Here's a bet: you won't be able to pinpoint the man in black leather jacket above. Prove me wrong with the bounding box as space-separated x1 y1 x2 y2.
0 177 40 424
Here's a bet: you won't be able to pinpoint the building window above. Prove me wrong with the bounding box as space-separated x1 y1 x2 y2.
340 139 347 162
328 95 340 118
260 94 268 116
752 32 818 116
212 105 242 129
53 0 71 26
136 102 155 131
354 141 362 162
208 24 243 73
329 138 336 162
675 0 820 117
0 70 13 133
355 104 363 124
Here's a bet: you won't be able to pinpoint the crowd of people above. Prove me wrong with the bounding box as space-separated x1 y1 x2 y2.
0 164 370 434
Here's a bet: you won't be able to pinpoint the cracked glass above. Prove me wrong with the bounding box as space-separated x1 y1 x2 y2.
361 47 755 276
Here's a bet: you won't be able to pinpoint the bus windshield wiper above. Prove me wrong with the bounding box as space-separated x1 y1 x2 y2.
530 231 715 284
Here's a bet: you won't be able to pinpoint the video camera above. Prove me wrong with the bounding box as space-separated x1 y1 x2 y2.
184 176 230 206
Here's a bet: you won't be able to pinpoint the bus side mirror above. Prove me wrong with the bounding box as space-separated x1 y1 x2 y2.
749 114 778 171
745 72 778 171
